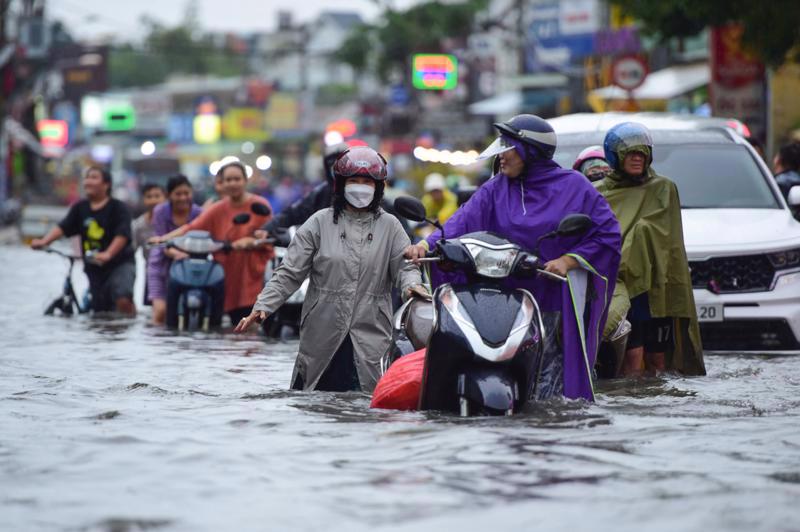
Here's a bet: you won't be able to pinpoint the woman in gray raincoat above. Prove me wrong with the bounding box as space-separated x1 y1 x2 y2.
235 146 425 392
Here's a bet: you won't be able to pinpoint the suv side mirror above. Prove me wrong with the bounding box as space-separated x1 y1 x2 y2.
557 214 592 237
788 186 800 207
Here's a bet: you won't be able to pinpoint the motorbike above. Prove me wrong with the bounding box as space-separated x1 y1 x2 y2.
164 203 271 332
385 196 592 416
40 247 94 316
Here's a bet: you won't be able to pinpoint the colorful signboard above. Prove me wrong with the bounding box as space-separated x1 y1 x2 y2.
223 108 268 141
264 93 300 133
37 119 69 148
102 103 136 131
412 54 458 90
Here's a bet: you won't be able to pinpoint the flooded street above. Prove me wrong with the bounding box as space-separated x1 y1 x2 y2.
2 244 799 532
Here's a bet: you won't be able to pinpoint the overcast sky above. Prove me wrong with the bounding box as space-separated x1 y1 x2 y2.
48 0 421 41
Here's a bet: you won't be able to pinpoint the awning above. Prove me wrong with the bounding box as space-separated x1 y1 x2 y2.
590 63 709 101
468 92 523 116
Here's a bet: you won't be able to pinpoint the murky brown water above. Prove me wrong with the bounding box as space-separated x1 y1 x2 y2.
1 245 799 532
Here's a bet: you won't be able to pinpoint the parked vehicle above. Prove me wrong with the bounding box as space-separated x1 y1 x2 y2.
550 112 800 354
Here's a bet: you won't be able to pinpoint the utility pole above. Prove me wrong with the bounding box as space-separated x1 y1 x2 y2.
517 0 527 76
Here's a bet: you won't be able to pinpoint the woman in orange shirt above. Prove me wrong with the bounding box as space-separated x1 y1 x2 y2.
152 160 273 323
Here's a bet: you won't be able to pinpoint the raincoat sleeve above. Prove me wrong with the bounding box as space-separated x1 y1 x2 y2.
387 216 422 296
253 215 319 314
425 183 491 249
565 191 621 279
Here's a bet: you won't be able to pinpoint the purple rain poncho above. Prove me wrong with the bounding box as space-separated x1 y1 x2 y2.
425 144 621 401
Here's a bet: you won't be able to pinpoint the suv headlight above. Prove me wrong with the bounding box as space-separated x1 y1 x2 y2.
464 243 519 278
767 248 800 269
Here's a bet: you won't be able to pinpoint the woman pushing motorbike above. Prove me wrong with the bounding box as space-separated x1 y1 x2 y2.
405 114 621 401
235 147 427 393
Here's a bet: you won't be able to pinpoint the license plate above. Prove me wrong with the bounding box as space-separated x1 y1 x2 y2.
697 303 723 322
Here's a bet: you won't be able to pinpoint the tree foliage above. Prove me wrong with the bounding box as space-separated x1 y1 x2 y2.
610 0 800 65
109 1 248 88
337 0 488 81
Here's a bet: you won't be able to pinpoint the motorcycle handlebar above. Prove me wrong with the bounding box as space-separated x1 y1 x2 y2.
40 247 81 261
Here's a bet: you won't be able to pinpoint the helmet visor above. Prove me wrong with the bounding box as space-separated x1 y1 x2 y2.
477 136 515 161
607 128 653 156
334 148 388 180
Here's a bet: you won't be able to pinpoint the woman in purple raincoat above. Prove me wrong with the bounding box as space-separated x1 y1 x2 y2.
405 115 621 401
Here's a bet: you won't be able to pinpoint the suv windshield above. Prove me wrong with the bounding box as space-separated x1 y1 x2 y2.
554 143 780 209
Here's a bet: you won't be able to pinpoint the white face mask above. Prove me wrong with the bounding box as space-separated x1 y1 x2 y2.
344 183 375 209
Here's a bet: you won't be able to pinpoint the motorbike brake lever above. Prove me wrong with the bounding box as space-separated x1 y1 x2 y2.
538 269 567 282
405 257 441 264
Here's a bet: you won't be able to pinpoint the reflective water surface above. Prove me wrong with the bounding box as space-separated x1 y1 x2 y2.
1 246 799 532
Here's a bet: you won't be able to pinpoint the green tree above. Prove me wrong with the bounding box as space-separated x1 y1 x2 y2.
611 0 800 65
108 0 248 88
337 0 488 81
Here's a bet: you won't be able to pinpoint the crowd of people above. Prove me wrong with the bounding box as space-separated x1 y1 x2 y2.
29 116 800 399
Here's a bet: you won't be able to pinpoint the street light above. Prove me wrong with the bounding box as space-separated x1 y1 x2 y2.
256 155 272 170
140 140 156 156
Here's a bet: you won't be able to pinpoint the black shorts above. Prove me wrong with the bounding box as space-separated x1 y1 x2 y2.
628 317 673 352
88 261 136 312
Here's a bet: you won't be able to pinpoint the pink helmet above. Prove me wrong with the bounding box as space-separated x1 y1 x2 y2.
572 145 606 170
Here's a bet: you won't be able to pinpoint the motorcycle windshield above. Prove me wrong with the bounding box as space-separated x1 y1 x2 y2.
477 136 515 160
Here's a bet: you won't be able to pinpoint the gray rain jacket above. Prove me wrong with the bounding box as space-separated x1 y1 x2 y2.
253 207 422 392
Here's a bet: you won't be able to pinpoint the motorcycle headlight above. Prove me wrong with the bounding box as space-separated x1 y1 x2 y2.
175 232 224 254
767 248 800 269
464 243 519 278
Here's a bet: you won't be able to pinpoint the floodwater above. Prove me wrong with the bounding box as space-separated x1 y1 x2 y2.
1 244 799 532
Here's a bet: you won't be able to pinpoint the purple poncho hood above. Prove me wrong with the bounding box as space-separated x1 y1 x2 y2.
426 155 621 400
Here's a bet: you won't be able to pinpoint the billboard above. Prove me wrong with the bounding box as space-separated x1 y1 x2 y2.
412 54 459 90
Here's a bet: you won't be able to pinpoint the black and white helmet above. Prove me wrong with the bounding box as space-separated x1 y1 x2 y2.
478 114 558 161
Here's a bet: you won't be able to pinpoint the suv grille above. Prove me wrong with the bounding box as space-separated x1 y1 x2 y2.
689 254 775 293
700 319 800 351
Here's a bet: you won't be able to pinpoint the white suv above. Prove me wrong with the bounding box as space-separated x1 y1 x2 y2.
549 112 800 354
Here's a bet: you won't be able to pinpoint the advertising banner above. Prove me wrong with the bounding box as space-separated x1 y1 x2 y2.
710 24 766 140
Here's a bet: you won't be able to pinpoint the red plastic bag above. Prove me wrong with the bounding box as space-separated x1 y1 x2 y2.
370 348 425 411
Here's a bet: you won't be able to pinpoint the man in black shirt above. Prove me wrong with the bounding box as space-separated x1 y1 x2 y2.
32 166 136 315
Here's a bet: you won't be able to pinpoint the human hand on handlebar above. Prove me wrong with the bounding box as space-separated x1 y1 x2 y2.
165 247 189 261
30 238 47 250
543 255 579 277
405 284 431 301
232 236 256 250
234 310 268 333
92 250 112 266
403 243 428 262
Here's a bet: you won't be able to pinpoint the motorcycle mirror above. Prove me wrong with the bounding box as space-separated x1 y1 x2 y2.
250 203 271 217
556 214 592 237
232 213 251 225
394 197 427 223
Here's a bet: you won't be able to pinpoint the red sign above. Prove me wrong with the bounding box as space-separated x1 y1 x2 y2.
711 24 764 88
37 119 69 148
710 24 766 140
611 55 648 91
326 119 357 138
